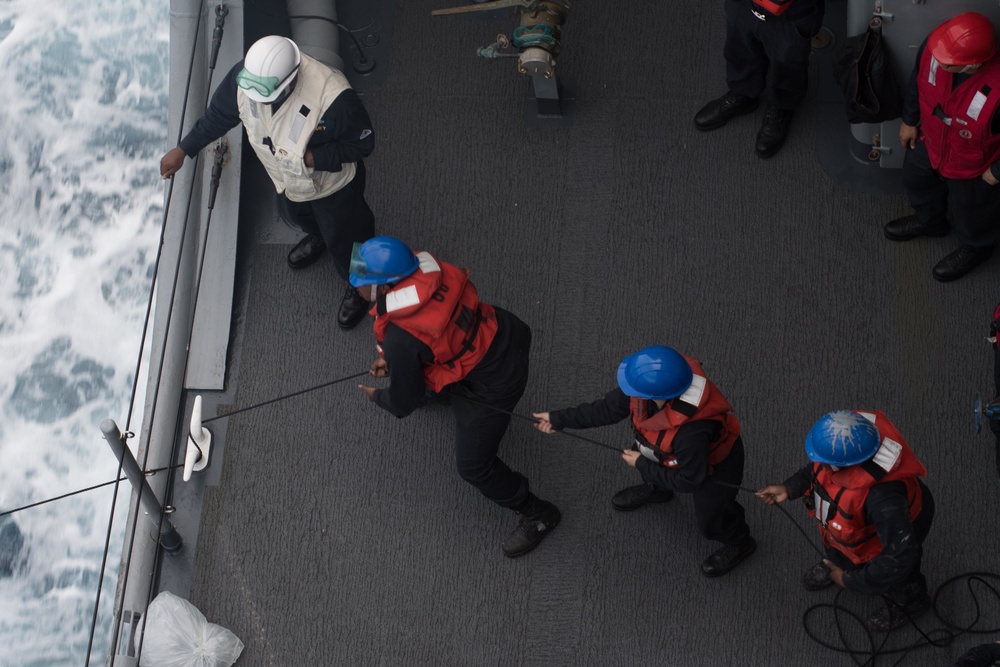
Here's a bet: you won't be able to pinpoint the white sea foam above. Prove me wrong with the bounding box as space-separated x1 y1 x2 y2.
0 0 166 663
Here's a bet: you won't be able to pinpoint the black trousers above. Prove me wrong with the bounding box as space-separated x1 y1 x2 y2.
723 0 825 110
647 438 751 546
903 140 1000 247
281 159 376 279
694 438 751 545
824 483 936 606
449 316 532 509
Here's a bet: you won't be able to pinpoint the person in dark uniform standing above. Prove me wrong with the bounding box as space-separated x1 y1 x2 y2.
756 410 935 632
533 346 757 577
160 35 375 329
883 12 1000 282
694 0 826 158
352 236 560 558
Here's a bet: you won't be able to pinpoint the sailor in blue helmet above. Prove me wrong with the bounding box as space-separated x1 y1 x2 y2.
351 236 560 558
533 346 756 577
756 410 935 631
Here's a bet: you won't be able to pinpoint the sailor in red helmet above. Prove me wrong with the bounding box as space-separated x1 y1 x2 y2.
352 236 560 558
756 410 935 632
533 346 757 577
884 12 1000 281
693 0 826 158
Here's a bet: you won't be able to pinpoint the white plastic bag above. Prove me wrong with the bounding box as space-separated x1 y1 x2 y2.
141 591 245 667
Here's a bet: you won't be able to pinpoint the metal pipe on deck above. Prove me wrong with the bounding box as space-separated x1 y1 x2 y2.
101 420 183 555
287 0 343 72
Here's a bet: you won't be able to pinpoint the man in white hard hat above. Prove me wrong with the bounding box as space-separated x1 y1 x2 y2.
160 35 376 330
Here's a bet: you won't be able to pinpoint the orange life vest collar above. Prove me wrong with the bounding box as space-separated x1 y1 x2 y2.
628 355 741 472
372 252 498 392
807 410 927 565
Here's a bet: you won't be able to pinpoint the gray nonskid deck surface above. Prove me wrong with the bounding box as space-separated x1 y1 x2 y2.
189 1 1000 665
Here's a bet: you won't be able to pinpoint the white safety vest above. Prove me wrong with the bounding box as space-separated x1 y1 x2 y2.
237 54 356 202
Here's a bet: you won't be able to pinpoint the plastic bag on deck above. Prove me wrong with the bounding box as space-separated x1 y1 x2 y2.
141 591 244 667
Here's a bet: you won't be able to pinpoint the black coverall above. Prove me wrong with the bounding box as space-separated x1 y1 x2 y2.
784 465 935 606
724 0 826 110
901 39 1000 249
178 61 375 278
373 307 532 509
549 389 751 546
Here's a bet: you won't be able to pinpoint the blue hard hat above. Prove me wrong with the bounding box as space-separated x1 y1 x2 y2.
349 236 420 287
805 411 880 466
616 346 693 400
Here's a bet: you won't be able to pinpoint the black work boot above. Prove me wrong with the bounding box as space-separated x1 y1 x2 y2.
932 244 995 282
610 484 674 512
883 214 950 242
337 286 370 330
867 594 931 632
755 106 794 159
802 561 834 591
287 233 327 269
701 536 756 577
503 496 561 558
694 91 760 131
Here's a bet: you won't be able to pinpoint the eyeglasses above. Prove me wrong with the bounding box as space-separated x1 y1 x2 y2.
236 66 297 100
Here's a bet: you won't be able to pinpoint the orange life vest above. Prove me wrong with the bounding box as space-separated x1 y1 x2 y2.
628 356 741 473
806 410 927 565
372 252 498 393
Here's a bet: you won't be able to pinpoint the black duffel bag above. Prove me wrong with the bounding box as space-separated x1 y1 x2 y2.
832 25 903 123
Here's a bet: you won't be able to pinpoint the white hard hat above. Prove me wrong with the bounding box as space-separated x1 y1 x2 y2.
237 36 301 103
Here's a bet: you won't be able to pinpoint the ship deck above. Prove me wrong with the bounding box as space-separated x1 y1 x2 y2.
163 1 1000 665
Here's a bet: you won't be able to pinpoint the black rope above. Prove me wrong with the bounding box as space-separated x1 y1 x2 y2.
800 574 1000 666
450 390 624 453
1 464 184 519
203 371 370 424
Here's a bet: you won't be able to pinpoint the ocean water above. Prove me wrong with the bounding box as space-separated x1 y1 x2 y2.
0 0 166 664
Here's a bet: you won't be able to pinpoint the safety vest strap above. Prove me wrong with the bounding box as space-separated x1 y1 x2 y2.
437 305 483 369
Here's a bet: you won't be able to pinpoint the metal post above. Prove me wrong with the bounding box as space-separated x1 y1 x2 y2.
101 419 183 555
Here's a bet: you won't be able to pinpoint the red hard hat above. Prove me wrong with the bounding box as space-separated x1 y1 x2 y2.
928 12 998 66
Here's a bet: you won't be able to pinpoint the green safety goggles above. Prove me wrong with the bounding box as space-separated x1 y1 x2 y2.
236 67 297 99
